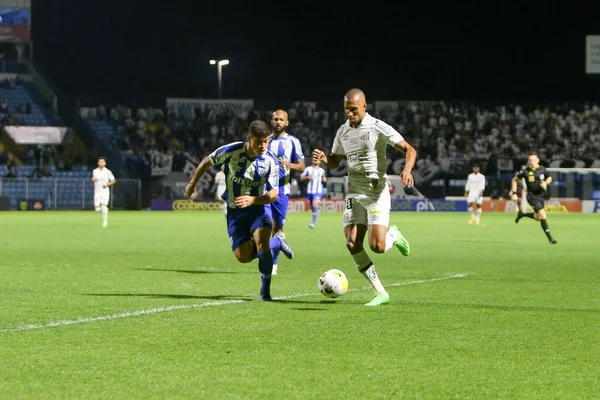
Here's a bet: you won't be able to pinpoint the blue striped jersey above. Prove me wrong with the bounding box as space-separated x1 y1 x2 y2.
267 133 305 195
209 141 279 209
301 166 326 194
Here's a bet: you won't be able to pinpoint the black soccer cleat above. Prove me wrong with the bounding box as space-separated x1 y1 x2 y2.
550 238 557 244
515 210 523 224
260 295 273 301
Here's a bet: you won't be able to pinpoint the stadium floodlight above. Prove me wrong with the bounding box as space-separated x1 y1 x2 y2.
209 59 230 99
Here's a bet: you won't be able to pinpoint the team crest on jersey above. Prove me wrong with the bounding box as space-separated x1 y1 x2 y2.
257 162 268 175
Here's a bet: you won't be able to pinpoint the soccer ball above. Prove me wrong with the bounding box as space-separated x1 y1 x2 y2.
318 269 349 298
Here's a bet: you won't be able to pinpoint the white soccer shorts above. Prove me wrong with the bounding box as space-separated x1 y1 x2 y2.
343 189 391 227
467 193 483 205
94 191 110 208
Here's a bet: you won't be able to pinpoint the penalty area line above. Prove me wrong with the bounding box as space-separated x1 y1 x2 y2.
1 273 469 333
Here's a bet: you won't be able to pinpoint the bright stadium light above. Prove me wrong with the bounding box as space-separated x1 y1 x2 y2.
209 59 230 99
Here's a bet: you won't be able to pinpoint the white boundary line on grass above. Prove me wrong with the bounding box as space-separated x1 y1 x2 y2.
0 273 469 333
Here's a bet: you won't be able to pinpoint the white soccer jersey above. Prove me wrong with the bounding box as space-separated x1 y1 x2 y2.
93 167 115 194
302 166 325 194
465 172 486 195
215 171 226 190
331 113 404 196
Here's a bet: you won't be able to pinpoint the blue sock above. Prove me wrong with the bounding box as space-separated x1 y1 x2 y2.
257 251 273 297
311 209 319 225
269 237 281 252
271 238 281 265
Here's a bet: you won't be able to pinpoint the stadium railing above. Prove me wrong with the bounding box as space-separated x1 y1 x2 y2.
546 168 600 200
0 178 142 210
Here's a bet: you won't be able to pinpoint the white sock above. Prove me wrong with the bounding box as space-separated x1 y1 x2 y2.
384 228 397 252
471 211 476 218
351 250 387 294
101 205 108 224
476 209 482 220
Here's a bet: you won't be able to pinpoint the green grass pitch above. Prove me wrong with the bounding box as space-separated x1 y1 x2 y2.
1 210 599 399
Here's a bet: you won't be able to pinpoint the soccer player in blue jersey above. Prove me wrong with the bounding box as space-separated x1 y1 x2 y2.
185 120 285 301
267 109 306 275
300 157 327 229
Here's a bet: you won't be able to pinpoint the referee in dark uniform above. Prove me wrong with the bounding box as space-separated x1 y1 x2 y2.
510 152 557 244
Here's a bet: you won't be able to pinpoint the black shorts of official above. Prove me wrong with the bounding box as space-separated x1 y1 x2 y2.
526 193 545 213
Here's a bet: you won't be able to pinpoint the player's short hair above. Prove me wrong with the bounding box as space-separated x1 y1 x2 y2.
472 163 480 168
98 156 107 162
248 120 271 138
528 152 538 157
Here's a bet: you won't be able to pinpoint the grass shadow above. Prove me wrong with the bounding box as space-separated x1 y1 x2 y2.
270 298 359 305
84 293 253 301
134 268 250 275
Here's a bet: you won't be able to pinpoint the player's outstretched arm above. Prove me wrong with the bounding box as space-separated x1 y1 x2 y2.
312 149 344 169
394 140 417 188
541 175 552 190
185 156 212 199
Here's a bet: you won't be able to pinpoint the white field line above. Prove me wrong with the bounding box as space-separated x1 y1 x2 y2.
0 273 469 333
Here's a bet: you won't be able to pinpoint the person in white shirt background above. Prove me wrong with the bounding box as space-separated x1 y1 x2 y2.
300 158 327 229
91 156 116 228
214 164 227 217
464 163 486 225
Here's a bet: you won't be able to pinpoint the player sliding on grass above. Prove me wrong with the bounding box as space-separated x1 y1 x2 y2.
510 151 557 244
185 120 286 301
312 88 417 307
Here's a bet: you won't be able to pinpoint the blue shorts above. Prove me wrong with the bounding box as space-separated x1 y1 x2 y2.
307 193 322 204
226 205 273 251
270 192 289 227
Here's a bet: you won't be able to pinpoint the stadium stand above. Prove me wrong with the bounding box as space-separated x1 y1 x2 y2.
79 100 600 196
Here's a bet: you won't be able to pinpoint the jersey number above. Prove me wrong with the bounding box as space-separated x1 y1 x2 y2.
345 198 353 210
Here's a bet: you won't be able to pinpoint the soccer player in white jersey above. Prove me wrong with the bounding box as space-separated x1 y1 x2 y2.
300 158 327 229
312 88 417 307
267 109 305 275
214 165 227 217
464 163 486 225
91 156 116 228
185 120 284 301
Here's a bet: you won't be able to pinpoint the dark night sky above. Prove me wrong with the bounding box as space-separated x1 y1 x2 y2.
30 0 600 102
